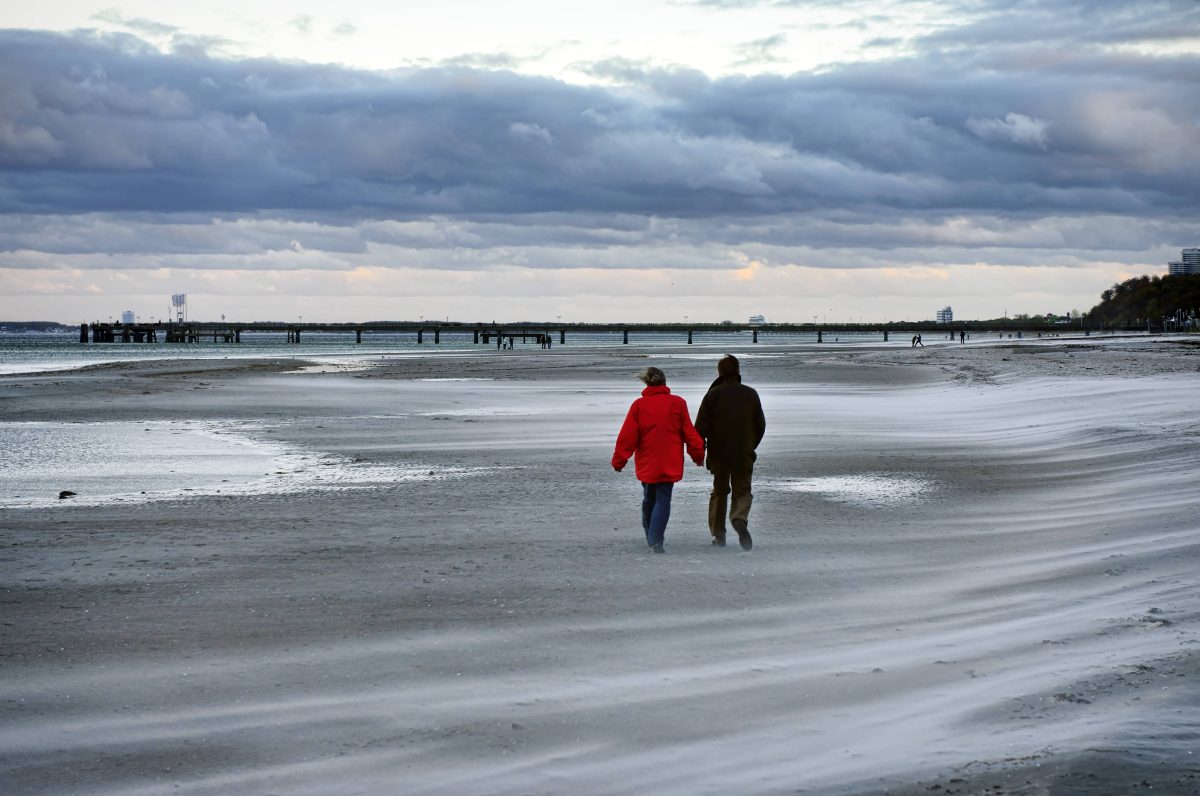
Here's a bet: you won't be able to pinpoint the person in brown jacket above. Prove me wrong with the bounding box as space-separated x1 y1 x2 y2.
694 355 766 550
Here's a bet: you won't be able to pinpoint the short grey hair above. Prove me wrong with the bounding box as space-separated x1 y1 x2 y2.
639 367 666 386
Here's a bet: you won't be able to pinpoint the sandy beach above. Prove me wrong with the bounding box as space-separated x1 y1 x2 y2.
2 337 1198 795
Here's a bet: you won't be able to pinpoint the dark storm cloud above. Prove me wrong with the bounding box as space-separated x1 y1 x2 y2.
0 23 1197 227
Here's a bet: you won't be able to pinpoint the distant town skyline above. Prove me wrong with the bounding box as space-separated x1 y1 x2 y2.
1 1 1198 323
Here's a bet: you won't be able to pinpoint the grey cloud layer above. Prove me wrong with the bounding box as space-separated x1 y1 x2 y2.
2 22 1197 223
2 0 1199 285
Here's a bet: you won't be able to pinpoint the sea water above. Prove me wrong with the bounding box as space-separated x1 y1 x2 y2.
0 418 497 509
0 329 921 375
0 420 278 508
767 473 937 506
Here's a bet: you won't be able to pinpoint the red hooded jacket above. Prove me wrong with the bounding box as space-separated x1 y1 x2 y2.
612 385 705 483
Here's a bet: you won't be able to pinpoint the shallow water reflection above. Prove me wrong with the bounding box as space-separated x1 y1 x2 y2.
768 473 935 506
0 420 496 508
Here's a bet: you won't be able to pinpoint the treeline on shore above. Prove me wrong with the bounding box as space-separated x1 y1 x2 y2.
0 321 76 333
1086 274 1200 328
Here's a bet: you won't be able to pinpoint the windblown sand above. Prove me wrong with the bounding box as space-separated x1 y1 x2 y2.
1 338 1198 795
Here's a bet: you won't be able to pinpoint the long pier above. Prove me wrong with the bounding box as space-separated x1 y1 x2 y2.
80 320 1107 345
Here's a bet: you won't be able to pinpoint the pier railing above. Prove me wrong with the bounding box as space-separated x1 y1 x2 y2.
79 319 1132 346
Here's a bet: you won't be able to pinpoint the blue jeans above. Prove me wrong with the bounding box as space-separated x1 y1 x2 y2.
641 481 674 546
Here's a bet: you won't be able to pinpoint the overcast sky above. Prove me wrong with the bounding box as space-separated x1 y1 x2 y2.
1 1 1198 323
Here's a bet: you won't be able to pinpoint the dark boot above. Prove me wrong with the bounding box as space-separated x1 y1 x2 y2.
733 521 752 551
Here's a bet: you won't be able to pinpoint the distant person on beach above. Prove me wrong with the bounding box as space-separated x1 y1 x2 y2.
612 367 705 554
695 355 766 551
959 329 966 343
911 334 924 347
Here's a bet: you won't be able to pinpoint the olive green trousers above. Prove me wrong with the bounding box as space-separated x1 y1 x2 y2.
708 467 753 539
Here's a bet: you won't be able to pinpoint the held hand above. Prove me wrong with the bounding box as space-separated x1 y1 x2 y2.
613 463 625 472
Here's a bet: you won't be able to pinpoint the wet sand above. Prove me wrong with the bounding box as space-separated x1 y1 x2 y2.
1 338 1198 794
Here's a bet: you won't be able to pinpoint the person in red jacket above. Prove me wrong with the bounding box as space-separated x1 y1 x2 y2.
612 367 705 553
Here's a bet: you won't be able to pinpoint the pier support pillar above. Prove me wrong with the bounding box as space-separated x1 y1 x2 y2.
817 330 823 343
417 330 423 344
753 329 759 343
473 330 479 344
434 329 440 344
80 323 88 343
623 330 629 344
687 330 693 344
356 329 362 344
883 329 888 342
560 330 565 345
235 331 241 343
294 329 300 344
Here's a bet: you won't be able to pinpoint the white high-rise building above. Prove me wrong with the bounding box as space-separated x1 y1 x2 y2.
121 310 135 324
1167 248 1200 275
936 306 953 323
